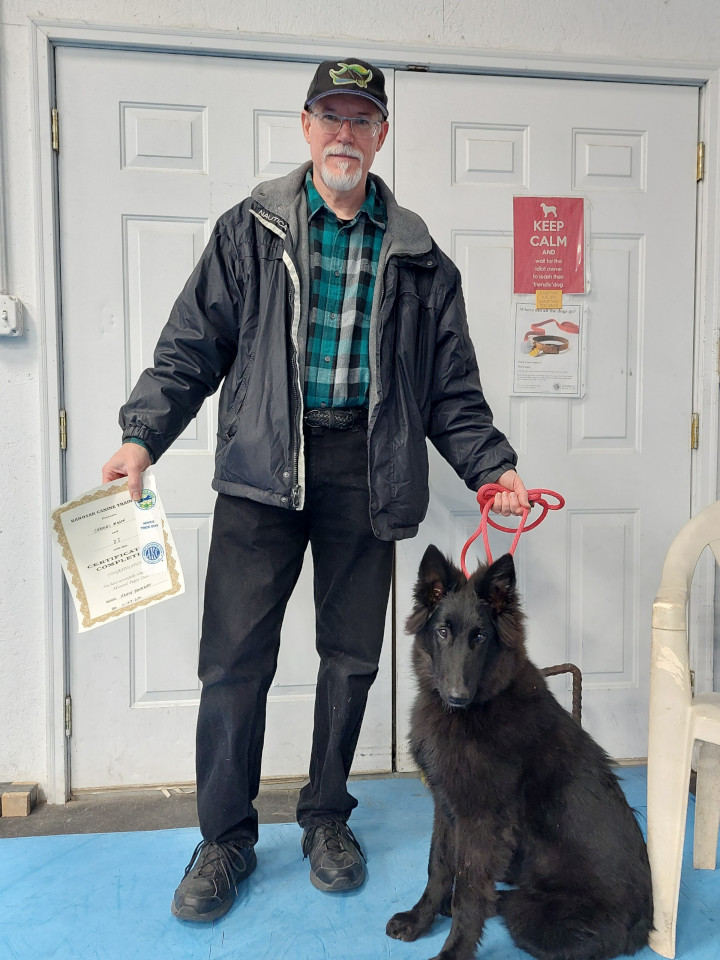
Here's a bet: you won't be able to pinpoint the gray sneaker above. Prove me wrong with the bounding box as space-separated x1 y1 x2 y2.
171 839 257 921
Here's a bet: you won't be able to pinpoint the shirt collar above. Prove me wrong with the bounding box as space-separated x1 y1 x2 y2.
305 171 386 229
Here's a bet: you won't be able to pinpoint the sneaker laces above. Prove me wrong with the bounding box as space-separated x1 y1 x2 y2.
301 819 366 862
182 839 249 892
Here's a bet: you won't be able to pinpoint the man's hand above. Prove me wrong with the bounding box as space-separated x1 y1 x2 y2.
491 470 531 517
102 443 152 501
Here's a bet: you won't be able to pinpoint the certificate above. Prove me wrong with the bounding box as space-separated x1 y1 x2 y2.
51 474 184 632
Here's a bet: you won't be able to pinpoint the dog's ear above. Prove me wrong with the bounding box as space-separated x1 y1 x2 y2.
418 544 454 603
405 545 457 634
475 552 516 612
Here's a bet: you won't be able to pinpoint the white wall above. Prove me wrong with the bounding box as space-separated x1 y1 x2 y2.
1 0 719 798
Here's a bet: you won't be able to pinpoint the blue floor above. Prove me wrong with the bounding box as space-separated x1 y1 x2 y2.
0 768 717 960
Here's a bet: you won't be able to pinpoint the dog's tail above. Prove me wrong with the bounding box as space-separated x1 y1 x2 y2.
498 888 652 960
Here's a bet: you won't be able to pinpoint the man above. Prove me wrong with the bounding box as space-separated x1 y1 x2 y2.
102 57 529 922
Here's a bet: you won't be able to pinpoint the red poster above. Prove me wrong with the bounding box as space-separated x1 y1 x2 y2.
513 197 585 294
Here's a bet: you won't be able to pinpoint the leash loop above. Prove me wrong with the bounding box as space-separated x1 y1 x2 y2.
460 484 565 577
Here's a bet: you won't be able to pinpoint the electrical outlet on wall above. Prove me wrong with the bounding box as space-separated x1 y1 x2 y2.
0 295 23 337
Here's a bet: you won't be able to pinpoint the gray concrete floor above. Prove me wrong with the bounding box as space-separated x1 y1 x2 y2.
0 774 416 839
0 780 302 838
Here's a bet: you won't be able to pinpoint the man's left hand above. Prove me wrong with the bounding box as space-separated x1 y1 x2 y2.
491 470 531 517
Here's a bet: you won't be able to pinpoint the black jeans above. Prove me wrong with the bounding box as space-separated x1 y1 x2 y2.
195 424 394 844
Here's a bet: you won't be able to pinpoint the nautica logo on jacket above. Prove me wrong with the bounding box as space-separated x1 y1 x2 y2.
252 205 289 236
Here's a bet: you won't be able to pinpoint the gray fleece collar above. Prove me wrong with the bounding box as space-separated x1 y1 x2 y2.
251 162 432 258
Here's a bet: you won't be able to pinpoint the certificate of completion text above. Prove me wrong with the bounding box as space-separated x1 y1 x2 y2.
51 474 184 632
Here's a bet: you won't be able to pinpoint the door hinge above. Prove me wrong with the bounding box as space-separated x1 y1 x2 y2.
691 412 699 450
690 669 696 695
64 695 72 737
59 409 67 450
697 141 705 181
51 108 59 153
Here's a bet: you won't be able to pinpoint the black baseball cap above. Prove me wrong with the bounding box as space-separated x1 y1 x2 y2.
304 58 388 118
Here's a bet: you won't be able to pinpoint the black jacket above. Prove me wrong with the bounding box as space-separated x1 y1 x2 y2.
120 163 517 540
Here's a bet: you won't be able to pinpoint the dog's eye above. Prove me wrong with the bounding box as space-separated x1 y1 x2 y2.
470 632 486 648
436 625 448 640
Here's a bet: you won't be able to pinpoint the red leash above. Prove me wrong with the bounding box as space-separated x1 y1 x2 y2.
460 484 565 576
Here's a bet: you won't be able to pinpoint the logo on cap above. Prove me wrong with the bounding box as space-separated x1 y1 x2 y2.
329 62 373 90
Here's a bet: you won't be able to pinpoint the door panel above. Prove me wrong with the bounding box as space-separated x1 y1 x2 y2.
56 47 395 787
393 72 698 761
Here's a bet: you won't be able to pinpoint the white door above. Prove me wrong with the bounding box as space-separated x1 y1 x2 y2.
55 47 395 788
394 73 698 762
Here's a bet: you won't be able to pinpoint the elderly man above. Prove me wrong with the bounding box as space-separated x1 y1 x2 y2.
102 57 529 922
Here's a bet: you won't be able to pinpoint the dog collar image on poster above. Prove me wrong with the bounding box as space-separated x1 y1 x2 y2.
521 317 580 357
460 484 565 576
524 335 569 356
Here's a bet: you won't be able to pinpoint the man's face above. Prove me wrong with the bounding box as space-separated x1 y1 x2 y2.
301 93 389 194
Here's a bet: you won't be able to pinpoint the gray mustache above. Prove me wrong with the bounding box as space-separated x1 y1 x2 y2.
323 147 363 161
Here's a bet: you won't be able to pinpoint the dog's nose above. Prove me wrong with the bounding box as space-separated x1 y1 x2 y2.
445 693 471 708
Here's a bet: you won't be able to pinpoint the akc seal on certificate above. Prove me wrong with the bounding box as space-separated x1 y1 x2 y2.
51 473 184 632
142 542 165 564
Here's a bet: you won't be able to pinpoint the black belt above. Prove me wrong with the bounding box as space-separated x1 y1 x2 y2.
304 408 368 430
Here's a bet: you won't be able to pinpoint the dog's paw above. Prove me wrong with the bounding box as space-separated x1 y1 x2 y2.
386 909 432 941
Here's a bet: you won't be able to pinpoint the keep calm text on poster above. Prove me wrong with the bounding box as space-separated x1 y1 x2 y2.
513 197 585 294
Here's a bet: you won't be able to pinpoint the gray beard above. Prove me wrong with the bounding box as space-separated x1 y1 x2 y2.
320 153 364 192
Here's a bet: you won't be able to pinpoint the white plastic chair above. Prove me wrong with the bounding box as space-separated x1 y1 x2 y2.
647 500 720 958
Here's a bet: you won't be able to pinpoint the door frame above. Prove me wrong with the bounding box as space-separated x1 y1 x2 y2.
31 18 720 802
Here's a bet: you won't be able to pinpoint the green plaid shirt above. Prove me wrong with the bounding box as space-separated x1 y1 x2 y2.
304 172 386 408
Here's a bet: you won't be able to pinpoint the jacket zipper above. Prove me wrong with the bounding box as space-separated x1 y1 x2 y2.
290 326 302 505
287 272 303 509
250 203 306 508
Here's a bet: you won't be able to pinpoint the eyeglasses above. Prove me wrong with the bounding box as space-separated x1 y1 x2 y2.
310 112 382 139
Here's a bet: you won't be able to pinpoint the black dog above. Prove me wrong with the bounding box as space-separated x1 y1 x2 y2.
387 546 653 960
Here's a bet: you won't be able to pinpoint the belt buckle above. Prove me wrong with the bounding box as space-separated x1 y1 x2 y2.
305 408 331 430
